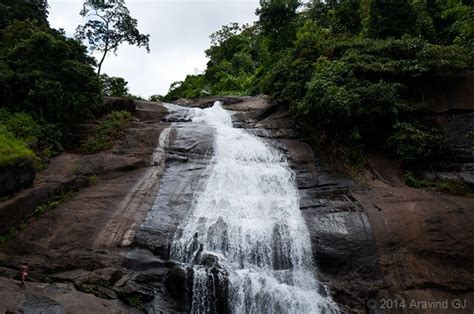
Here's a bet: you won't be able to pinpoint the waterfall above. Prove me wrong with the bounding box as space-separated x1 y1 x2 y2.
169 102 338 314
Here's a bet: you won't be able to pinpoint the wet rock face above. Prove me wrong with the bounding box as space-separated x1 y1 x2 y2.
3 97 470 313
302 202 384 309
207 217 229 254
230 99 474 312
276 139 384 310
0 173 90 235
224 103 384 311
133 122 215 258
128 121 216 312
0 159 35 197
426 112 474 185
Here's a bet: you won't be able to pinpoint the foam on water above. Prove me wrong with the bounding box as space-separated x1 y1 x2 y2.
168 102 338 313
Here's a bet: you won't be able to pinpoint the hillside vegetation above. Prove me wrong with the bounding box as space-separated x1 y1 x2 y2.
164 0 473 164
0 0 102 168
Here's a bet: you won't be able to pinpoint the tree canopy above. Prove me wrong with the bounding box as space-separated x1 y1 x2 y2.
0 0 101 165
0 0 49 29
164 0 473 163
75 0 150 75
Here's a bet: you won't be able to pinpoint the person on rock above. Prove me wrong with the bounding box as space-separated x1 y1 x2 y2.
19 265 29 289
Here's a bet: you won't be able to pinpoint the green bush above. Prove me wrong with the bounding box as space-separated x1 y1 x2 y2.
294 37 465 159
163 75 209 102
101 74 129 97
80 111 132 154
0 126 35 168
388 122 445 163
34 199 62 217
87 174 98 186
0 109 41 143
403 171 431 188
0 108 64 165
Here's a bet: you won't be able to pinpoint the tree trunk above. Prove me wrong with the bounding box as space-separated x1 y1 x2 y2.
97 49 108 76
97 22 109 76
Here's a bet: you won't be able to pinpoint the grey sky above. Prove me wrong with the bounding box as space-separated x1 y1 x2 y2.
48 0 259 98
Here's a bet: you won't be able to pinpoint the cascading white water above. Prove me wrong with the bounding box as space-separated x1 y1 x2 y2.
169 102 338 313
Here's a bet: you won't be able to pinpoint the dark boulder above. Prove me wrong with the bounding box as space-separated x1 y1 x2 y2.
0 159 36 197
164 265 190 305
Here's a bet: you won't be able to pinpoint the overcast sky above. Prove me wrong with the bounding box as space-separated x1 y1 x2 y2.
48 0 259 98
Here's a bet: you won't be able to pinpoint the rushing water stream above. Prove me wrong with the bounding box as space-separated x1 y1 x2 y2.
167 102 337 313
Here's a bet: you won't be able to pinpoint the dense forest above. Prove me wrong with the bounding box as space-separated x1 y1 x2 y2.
164 0 473 164
1 0 473 175
0 0 101 167
0 0 146 173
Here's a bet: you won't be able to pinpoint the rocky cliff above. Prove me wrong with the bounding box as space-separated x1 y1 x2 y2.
0 96 472 313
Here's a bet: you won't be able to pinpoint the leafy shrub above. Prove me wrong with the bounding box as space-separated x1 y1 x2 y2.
0 109 41 143
101 74 129 97
295 37 466 159
0 126 35 168
0 110 42 170
0 108 64 165
388 122 445 163
261 53 316 105
80 111 132 154
87 174 98 186
34 199 62 217
163 75 211 102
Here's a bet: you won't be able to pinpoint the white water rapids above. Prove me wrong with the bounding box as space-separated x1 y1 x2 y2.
168 102 338 313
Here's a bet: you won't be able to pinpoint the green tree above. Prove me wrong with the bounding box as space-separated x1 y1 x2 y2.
304 0 362 35
0 20 101 137
75 0 150 75
163 75 210 102
0 0 49 29
163 0 473 166
256 0 300 51
100 74 129 97
204 24 258 95
149 95 163 102
368 0 416 38
332 0 362 34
